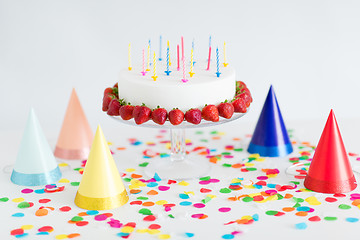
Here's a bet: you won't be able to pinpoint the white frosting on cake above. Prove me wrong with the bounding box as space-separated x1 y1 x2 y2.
118 62 236 111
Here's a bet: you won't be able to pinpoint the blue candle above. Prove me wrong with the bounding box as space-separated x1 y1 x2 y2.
159 35 162 61
215 47 221 77
164 42 171 76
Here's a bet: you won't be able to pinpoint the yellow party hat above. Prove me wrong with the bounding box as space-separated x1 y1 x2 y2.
74 125 128 210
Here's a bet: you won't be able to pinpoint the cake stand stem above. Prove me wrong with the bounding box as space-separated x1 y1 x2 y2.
170 128 186 162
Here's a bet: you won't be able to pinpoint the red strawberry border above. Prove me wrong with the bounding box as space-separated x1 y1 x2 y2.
102 81 252 125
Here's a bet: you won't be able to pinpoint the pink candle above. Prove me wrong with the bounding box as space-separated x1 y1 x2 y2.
181 56 188 83
206 46 211 71
177 44 180 71
181 36 184 59
141 48 146 76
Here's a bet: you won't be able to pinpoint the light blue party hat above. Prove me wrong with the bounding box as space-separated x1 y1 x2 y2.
11 108 62 186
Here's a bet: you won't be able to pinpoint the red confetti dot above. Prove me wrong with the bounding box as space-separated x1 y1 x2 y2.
75 221 89 226
325 197 338 203
10 229 24 235
130 201 142 205
200 188 212 193
59 206 72 212
39 199 51 203
125 222 136 227
308 216 321 222
148 224 161 229
274 212 285 217
28 202 34 207
143 215 156 221
104 213 113 217
333 193 346 198
38 226 54 232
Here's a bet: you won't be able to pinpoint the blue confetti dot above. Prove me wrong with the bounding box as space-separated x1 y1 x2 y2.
267 183 277 188
147 182 158 187
179 194 190 199
153 173 162 181
36 232 49 235
253 184 263 189
346 217 359 223
222 234 234 239
185 232 195 238
12 213 25 217
34 189 45 194
86 210 99 215
179 201 192 206
117 232 130 237
295 222 307 230
296 206 310 212
15 233 29 238
252 214 259 221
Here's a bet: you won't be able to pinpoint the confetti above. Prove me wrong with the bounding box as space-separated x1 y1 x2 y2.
295 222 307 230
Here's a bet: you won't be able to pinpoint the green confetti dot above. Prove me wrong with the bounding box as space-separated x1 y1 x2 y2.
138 162 149 167
73 168 82 171
276 194 284 200
199 176 211 181
265 210 278 216
123 178 132 182
290 181 300 185
242 197 254 202
70 182 80 186
195 131 203 135
293 197 305 203
299 156 309 160
210 131 218 135
233 148 243 152
221 152 231 155
246 168 257 171
324 216 337 221
17 202 30 208
339 204 351 210
0 197 9 202
222 164 232 168
71 216 83 222
139 208 153 215
219 188 232 193
137 196 149 200
168 214 175 218
248 157 256 161
293 202 301 208
201 196 212 204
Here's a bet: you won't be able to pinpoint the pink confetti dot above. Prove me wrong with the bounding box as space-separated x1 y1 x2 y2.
193 203 206 208
21 188 33 194
191 213 204 219
209 179 220 183
199 181 211 185
350 193 360 199
158 186 170 191
94 214 108 221
257 176 268 180
219 207 231 213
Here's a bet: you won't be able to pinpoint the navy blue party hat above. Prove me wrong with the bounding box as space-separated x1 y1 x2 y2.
247 85 293 157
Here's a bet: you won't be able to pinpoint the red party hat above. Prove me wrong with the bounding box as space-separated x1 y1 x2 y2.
304 110 357 193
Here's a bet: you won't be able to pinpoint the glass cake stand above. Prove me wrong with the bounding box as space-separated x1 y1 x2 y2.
111 112 247 180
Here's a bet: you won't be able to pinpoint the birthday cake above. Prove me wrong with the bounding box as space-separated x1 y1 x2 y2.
102 38 252 125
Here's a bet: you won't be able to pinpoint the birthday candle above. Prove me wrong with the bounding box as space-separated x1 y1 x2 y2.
206 36 212 71
215 47 221 77
223 41 228 67
128 43 132 71
159 35 162 61
181 36 184 59
192 38 195 66
177 44 180 71
168 40 171 66
181 56 188 82
141 48 146 76
164 42 171 76
189 48 194 77
151 51 158 81
146 43 150 71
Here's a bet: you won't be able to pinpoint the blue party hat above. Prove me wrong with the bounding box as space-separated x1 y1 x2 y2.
247 86 293 157
11 108 62 186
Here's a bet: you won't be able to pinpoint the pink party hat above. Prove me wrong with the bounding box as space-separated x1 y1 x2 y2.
54 89 93 160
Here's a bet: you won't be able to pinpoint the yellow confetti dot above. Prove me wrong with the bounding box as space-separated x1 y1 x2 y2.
241 215 252 220
136 229 148 233
357 205 360 210
231 178 242 183
185 139 192 143
158 234 171 239
12 197 25 203
121 226 135 233
178 181 189 186
249 153 260 158
207 194 217 199
305 196 321 205
244 163 255 167
148 229 161 235
21 225 33 230
58 178 70 183
218 132 226 136
107 141 113 145
256 158 265 162
165 143 171 149
267 174 278 178
146 142 155 145
249 193 261 197
265 195 278 202
155 200 168 205
184 191 194 195
126 168 136 172
244 185 255 189
55 234 68 239
58 163 68 167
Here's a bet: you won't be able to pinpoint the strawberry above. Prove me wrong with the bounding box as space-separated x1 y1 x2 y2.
104 87 114 95
236 81 247 94
119 104 135 120
102 93 115 111
133 105 152 125
152 107 168 125
217 101 234 119
185 108 202 124
168 109 184 125
201 105 219 122
113 82 118 88
107 98 121 116
232 98 247 113
235 91 252 107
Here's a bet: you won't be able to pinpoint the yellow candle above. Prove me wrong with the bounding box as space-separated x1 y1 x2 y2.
151 51 158 81
189 48 194 77
223 41 228 67
146 44 150 71
128 43 132 71
167 40 171 66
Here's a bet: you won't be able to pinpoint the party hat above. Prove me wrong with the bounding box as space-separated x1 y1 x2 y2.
54 89 93 160
11 109 62 186
247 85 293 157
304 110 357 193
74 125 128 210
